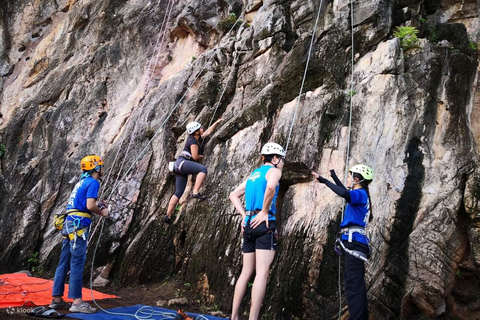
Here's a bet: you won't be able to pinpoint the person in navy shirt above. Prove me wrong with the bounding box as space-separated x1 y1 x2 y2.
50 155 109 314
312 164 374 320
229 142 285 320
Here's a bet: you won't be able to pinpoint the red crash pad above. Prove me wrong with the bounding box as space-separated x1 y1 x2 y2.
0 273 117 308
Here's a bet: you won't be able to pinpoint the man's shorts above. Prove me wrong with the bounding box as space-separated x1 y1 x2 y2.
242 220 277 253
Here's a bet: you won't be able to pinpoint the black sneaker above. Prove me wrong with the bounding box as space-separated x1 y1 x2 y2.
164 215 173 225
191 193 207 200
49 299 71 309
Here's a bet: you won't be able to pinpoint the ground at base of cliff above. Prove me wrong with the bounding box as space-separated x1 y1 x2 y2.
1 276 228 319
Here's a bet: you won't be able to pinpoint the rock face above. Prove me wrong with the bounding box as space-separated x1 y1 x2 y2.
0 0 479 318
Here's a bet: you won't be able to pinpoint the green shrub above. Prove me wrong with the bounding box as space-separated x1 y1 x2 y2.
393 26 420 51
470 41 478 52
0 144 5 157
218 13 242 32
28 252 39 272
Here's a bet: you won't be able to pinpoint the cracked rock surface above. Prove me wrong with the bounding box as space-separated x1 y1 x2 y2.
0 0 479 318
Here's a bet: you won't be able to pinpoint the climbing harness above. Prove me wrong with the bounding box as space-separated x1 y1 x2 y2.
168 159 186 174
62 210 92 250
168 151 191 173
340 226 367 242
334 227 370 263
53 209 92 232
179 150 193 160
335 239 368 263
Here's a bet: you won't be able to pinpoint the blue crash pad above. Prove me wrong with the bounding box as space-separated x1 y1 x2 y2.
67 304 227 320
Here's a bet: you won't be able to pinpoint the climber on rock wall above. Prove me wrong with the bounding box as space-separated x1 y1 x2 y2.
164 119 223 225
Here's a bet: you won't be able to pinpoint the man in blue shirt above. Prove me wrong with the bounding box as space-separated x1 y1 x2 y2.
50 155 109 314
229 143 285 320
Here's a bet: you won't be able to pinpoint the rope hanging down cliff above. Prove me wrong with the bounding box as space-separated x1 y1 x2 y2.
88 7 248 320
88 0 176 245
281 0 357 318
285 0 325 153
337 0 357 318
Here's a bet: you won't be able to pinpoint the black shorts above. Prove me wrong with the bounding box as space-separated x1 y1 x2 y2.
242 220 277 253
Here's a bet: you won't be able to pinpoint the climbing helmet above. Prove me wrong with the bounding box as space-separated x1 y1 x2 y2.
349 164 374 181
186 122 202 134
261 142 286 157
81 155 104 171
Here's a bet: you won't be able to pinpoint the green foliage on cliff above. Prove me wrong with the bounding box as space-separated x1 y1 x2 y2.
0 144 5 157
28 252 39 272
470 41 478 52
218 13 242 32
394 26 420 51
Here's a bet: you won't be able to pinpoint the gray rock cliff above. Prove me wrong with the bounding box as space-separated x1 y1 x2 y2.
0 0 479 318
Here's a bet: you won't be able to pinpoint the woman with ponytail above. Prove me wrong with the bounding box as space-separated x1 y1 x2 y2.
312 164 374 320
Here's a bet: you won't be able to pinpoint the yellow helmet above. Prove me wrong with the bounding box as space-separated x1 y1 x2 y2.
81 155 104 171
350 164 374 180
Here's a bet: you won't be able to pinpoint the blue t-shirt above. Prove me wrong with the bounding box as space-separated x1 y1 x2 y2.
340 188 370 244
244 165 279 222
65 176 100 227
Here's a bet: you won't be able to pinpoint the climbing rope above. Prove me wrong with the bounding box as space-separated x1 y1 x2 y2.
88 0 175 246
87 5 247 320
338 0 356 319
89 222 210 320
105 6 246 202
0 287 53 296
280 0 355 317
97 0 173 202
0 278 51 287
199 60 237 150
284 0 325 153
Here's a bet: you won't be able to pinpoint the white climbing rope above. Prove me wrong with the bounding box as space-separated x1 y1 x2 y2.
88 0 175 246
284 0 325 153
338 0 356 319
98 0 174 200
280 0 355 316
87 6 247 320
105 7 246 202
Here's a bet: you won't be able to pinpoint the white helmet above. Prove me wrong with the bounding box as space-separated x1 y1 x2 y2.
186 121 202 134
261 142 286 157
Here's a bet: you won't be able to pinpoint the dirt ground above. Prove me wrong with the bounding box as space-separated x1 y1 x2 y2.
1 276 229 319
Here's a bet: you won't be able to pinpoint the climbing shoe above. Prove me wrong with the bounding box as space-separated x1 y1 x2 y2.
69 301 97 313
164 215 173 225
49 299 71 309
191 192 207 200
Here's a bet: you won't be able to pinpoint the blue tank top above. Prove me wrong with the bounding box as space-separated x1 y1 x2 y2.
244 165 279 221
340 188 370 244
